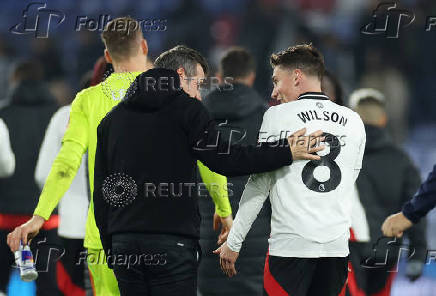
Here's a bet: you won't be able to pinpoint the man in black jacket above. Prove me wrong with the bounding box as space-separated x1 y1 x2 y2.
93 47 324 296
382 164 436 237
0 61 59 295
198 47 268 296
346 89 427 296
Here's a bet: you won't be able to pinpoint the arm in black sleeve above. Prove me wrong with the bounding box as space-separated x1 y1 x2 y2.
402 160 427 262
93 121 112 265
402 164 436 224
186 99 292 177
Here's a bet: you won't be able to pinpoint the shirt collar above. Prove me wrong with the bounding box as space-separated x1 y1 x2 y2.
297 92 329 101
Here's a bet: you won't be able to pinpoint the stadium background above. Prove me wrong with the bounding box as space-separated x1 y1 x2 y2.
0 0 435 295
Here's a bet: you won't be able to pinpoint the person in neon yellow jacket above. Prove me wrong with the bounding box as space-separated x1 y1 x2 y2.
7 16 232 296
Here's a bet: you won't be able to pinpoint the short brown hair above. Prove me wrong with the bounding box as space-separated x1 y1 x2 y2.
220 47 255 79
270 44 325 80
101 16 142 62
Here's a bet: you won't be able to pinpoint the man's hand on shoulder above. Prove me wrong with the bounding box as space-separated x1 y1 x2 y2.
288 128 325 161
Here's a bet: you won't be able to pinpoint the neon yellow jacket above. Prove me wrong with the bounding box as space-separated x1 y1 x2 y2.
34 72 231 249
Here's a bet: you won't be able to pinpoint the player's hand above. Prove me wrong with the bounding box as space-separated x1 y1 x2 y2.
213 213 233 245
381 212 413 238
213 242 239 277
7 215 45 251
288 128 325 161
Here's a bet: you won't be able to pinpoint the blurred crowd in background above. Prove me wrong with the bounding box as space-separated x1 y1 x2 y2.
0 0 435 295
0 0 435 141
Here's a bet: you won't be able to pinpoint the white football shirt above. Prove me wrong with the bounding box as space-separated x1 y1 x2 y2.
0 118 15 177
227 92 366 258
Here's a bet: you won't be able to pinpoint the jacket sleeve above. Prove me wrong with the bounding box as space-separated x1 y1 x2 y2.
402 164 436 224
197 161 232 218
0 118 15 178
93 121 111 262
402 160 427 262
186 100 292 177
34 94 88 220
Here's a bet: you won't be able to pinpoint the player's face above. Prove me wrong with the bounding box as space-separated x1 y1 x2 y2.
184 64 205 101
271 66 299 103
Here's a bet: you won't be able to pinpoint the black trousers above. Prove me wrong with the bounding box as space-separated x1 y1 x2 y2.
264 254 348 296
0 229 61 295
58 237 86 296
111 233 200 296
346 241 398 296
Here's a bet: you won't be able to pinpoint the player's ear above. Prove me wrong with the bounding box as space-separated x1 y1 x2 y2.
141 39 148 56
294 69 302 86
104 49 113 64
176 67 186 79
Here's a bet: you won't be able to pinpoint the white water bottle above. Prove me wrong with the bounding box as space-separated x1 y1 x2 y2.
14 243 38 282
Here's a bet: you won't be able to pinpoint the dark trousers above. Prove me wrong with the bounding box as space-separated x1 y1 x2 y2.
264 254 348 296
346 241 398 296
0 229 61 295
111 233 200 296
58 237 86 296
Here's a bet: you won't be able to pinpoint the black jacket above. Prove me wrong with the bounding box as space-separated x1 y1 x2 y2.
355 124 427 262
403 164 436 223
93 69 293 258
0 80 58 215
198 84 268 295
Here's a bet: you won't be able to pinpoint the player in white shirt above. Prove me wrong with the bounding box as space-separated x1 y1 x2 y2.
35 105 89 239
0 118 15 178
215 44 366 296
